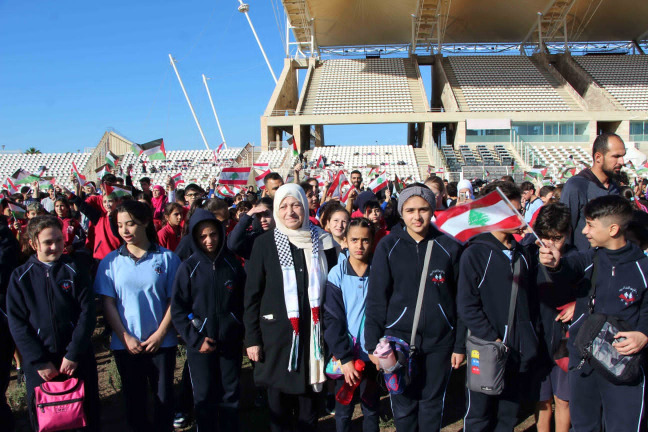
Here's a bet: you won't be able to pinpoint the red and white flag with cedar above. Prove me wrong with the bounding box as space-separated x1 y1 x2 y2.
434 189 525 243
327 171 349 198
71 162 88 186
171 173 184 185
253 162 269 169
316 155 325 169
341 185 356 205
216 185 236 197
255 169 271 190
367 172 389 193
219 167 250 186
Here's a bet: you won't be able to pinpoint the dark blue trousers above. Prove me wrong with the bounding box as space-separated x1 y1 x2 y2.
333 365 380 432
570 366 645 432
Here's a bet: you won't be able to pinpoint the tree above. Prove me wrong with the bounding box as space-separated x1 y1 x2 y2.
24 147 41 154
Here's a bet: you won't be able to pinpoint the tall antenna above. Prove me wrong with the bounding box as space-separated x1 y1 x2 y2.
237 1 278 83
202 74 227 146
168 54 211 150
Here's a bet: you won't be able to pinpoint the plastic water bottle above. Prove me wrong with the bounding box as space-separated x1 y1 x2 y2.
373 338 398 372
335 359 366 405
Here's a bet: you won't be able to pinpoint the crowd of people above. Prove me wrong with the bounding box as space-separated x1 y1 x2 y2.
1 132 648 432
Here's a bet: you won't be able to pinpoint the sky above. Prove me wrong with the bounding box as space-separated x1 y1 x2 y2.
0 0 407 154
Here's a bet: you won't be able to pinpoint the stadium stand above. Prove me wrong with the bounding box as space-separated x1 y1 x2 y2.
574 55 648 111
0 152 91 190
446 56 572 112
254 149 289 168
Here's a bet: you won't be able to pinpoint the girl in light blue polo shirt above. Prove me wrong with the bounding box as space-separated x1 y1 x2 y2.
94 200 180 432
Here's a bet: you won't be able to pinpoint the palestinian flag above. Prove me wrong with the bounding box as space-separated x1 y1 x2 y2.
95 164 111 180
139 139 166 161
559 167 576 180
316 155 325 169
104 183 132 198
219 167 251 186
171 173 184 185
4 177 18 194
7 202 26 219
38 177 55 190
367 172 389 194
393 175 406 193
71 162 89 186
11 169 40 185
434 190 525 243
106 151 119 168
523 167 548 182
285 173 294 184
131 143 143 155
288 136 298 157
255 169 271 190
636 162 648 176
327 171 349 199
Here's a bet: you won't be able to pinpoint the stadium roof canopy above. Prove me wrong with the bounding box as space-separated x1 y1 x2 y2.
283 0 648 50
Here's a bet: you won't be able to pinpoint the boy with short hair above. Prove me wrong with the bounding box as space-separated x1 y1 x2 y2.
539 194 648 431
458 181 542 431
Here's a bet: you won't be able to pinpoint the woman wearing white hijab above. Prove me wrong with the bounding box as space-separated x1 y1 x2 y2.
244 184 336 432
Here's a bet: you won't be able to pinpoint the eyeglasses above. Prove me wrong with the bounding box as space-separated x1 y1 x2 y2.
185 193 201 198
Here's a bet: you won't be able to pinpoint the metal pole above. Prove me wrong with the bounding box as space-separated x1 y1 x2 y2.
168 54 211 150
202 74 227 146
285 16 290 57
564 18 569 52
437 14 442 54
537 12 544 52
237 1 278 83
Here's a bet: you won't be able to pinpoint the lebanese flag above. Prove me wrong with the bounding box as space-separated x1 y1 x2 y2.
434 190 524 243
255 169 271 190
71 162 89 186
327 171 349 198
367 172 389 193
104 183 133 198
341 185 356 205
216 185 235 197
316 155 325 169
219 167 250 186
171 173 184 185
253 162 269 169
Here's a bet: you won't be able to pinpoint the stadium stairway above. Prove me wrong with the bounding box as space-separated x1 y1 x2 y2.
528 57 585 111
441 58 470 111
414 148 431 179
300 65 322 115
404 58 428 112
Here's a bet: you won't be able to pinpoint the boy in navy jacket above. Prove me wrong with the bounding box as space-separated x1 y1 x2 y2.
539 194 648 431
365 184 464 431
7 215 99 431
171 209 246 432
458 181 541 431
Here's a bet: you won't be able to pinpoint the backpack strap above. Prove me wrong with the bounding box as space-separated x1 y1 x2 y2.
503 256 522 346
410 240 434 353
587 250 600 315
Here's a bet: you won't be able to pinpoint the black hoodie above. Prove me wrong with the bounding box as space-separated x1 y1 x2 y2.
457 233 541 370
560 168 620 252
365 223 465 354
170 209 246 351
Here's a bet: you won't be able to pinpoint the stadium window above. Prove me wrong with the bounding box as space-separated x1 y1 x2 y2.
574 122 589 142
630 121 647 142
544 122 559 143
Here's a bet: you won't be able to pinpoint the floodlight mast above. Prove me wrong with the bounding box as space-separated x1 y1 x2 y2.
169 54 211 151
237 1 278 84
202 74 227 146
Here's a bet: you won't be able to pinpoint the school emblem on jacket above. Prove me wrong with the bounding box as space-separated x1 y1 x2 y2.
618 286 638 306
224 280 234 291
429 270 446 284
59 280 74 292
154 266 163 275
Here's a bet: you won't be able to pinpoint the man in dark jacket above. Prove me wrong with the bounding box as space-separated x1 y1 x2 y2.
561 133 624 251
171 209 246 432
458 181 541 431
0 214 19 431
365 183 464 431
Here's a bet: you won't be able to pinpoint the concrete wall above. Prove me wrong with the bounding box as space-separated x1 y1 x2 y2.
433 55 459 112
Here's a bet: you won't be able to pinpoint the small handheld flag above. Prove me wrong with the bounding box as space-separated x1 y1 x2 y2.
219 167 251 186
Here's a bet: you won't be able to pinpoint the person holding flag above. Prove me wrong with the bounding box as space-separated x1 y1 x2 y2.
457 181 542 431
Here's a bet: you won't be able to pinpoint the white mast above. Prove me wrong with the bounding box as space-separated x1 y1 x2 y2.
202 74 227 146
237 1 278 83
168 54 211 151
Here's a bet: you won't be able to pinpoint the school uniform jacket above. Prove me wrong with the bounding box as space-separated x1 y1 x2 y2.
243 229 337 394
6 254 95 369
457 233 541 370
364 223 465 355
550 242 648 367
171 209 246 351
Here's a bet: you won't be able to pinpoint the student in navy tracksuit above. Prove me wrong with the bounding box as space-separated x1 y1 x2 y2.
365 184 465 432
171 209 246 432
458 181 541 431
539 195 648 432
324 218 379 432
6 215 100 431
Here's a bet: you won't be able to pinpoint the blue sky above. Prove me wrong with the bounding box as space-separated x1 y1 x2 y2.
0 0 407 154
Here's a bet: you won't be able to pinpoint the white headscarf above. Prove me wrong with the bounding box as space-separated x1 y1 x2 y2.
457 179 475 199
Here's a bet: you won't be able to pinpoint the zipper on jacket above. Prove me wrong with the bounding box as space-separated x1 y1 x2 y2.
612 266 615 276
46 270 59 353
38 398 84 412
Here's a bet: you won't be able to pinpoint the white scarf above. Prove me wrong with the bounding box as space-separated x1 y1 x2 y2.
273 184 333 391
